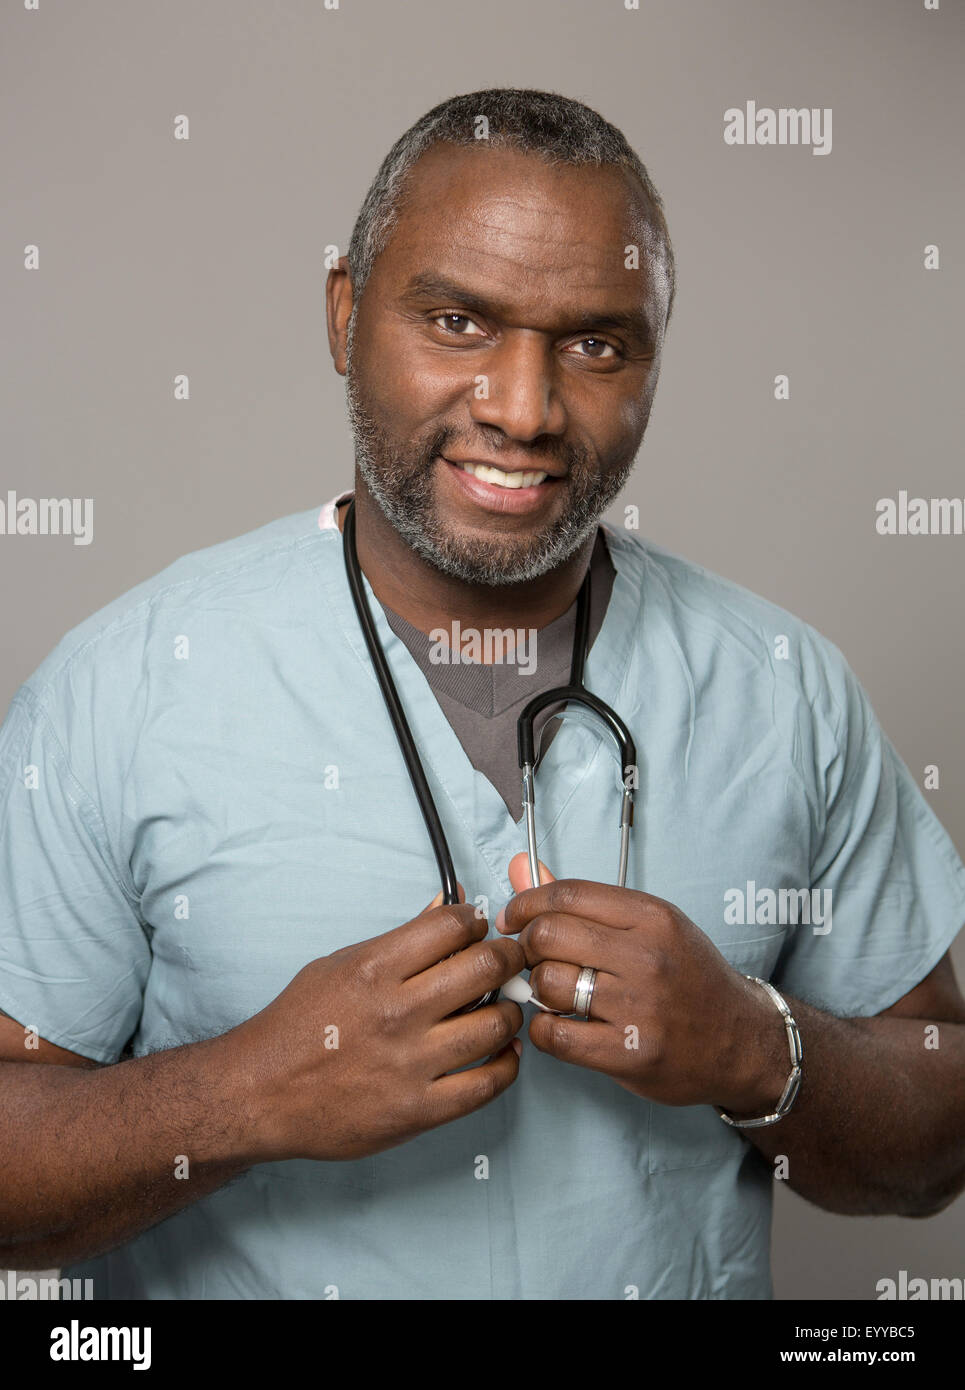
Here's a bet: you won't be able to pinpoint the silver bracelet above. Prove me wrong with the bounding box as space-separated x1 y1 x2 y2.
719 977 803 1129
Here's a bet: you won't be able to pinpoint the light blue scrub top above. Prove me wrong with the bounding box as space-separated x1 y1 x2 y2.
1 493 964 1300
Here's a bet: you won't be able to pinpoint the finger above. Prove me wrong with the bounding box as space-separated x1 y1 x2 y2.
407 936 526 1019
426 999 524 1075
425 1042 521 1125
501 878 657 937
372 898 486 981
428 881 468 909
528 959 617 1021
528 1013 626 1076
507 852 555 893
495 854 554 932
517 911 623 973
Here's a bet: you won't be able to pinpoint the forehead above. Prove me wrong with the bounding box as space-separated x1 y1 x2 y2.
371 143 665 321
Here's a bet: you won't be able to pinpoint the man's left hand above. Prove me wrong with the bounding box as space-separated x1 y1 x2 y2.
495 854 788 1117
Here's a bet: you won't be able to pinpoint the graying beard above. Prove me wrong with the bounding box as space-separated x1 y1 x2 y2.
344 319 629 586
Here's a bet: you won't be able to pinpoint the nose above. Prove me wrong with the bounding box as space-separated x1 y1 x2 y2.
468 332 567 442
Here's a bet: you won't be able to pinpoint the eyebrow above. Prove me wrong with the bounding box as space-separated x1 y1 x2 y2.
401 273 656 349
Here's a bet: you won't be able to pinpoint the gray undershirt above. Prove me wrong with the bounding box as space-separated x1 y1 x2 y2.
381 529 617 822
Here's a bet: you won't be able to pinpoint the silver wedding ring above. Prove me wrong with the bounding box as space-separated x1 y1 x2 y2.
572 966 597 1020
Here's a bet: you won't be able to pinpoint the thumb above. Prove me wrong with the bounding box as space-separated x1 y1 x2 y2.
507 851 555 893
427 881 467 910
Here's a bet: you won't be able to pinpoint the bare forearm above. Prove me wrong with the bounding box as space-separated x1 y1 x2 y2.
740 1001 965 1216
0 1032 261 1268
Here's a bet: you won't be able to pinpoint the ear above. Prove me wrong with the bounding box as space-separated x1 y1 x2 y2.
325 256 354 376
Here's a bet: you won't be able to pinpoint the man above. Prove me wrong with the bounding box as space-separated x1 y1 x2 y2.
1 88 964 1301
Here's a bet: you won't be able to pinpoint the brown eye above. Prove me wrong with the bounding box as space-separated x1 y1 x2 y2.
573 338 616 359
433 313 484 336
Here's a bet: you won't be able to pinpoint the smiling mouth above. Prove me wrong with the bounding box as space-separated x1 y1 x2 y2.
444 458 558 490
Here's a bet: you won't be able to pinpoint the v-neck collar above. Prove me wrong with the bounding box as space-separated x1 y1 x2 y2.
311 490 642 892
377 528 614 719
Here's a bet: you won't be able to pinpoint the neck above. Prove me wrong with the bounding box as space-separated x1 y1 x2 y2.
336 476 596 641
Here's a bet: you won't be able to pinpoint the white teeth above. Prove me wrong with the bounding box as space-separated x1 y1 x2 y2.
460 462 548 489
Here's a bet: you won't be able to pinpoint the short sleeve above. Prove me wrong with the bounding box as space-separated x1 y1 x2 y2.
0 687 150 1063
771 645 965 1017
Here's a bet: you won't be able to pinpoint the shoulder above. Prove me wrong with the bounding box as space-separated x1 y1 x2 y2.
17 504 336 715
604 525 866 749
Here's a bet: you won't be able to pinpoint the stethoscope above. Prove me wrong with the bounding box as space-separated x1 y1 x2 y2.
342 496 636 1013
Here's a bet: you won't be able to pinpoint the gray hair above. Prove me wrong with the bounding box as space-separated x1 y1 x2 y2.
346 87 676 327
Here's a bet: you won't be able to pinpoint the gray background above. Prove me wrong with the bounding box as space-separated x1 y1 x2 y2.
1 0 962 1299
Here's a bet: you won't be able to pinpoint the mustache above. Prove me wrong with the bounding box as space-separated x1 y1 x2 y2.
423 429 591 477
346 361 591 479
346 364 596 492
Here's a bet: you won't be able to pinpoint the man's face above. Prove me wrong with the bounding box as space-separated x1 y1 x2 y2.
341 143 668 585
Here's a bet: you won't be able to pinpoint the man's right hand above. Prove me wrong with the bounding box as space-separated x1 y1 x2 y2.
234 891 526 1163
